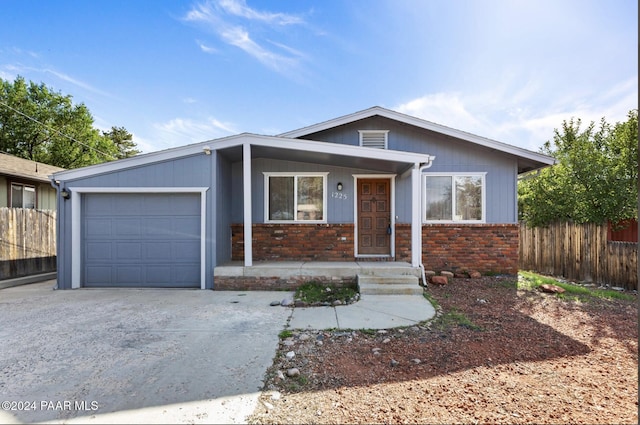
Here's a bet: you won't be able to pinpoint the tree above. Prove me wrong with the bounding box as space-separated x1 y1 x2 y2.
518 110 638 227
0 76 138 168
102 126 140 159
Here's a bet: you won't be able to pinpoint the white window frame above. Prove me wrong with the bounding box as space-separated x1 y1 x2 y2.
358 130 389 149
10 182 36 209
422 172 486 223
263 172 328 223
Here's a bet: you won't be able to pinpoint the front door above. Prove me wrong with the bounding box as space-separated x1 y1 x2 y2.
357 178 391 256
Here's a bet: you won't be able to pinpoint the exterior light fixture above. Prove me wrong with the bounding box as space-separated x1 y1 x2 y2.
61 189 70 199
203 146 212 155
337 182 343 191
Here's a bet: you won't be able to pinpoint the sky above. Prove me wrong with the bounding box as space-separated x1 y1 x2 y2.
0 0 637 154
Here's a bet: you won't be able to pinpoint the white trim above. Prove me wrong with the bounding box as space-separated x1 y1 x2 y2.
263 172 329 223
411 164 422 267
280 106 554 167
422 172 487 223
68 186 209 289
243 143 253 267
353 174 396 258
52 133 435 183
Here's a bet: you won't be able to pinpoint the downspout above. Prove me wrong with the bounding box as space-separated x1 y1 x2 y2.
418 156 435 287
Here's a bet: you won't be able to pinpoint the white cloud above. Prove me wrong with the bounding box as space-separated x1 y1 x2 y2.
152 116 238 149
395 76 638 152
218 0 305 25
183 0 307 75
196 40 218 54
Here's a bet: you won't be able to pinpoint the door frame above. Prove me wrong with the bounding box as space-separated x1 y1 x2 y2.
352 174 396 258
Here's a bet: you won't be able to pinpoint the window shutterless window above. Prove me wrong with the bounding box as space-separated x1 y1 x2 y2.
11 183 36 209
423 173 485 223
264 173 328 222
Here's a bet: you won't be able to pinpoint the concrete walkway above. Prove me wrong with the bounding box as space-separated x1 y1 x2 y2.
288 293 436 330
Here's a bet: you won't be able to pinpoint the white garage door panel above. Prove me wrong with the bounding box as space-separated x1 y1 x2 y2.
83 193 201 288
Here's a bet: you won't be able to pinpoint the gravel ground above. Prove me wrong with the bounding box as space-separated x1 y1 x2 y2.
248 276 638 424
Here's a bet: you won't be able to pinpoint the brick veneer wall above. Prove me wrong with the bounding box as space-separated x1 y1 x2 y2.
231 223 354 261
396 223 519 274
230 223 518 274
423 224 519 274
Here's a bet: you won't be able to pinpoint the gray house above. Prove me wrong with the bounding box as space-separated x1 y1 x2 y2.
51 107 553 290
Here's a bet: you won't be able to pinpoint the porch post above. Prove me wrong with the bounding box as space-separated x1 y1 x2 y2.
411 163 422 267
243 142 253 267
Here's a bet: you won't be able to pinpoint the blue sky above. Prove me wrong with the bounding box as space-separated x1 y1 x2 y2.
0 0 637 154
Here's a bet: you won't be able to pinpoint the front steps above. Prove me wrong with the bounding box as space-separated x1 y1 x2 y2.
358 274 423 296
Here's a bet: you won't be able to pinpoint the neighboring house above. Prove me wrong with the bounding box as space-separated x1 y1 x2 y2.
51 106 554 290
0 152 64 210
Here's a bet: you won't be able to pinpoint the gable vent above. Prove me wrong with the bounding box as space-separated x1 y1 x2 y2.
359 130 389 149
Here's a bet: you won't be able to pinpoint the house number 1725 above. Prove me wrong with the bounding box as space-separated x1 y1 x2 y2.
331 192 348 200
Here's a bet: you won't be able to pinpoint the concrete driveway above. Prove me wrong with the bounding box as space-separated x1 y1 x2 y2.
0 281 292 424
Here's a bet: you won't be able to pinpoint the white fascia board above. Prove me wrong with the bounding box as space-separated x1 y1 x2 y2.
280 106 554 166
51 134 249 182
247 133 435 165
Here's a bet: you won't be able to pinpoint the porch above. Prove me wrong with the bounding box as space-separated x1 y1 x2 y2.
213 261 423 292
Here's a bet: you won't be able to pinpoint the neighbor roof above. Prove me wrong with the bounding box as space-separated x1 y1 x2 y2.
0 151 65 183
280 106 555 173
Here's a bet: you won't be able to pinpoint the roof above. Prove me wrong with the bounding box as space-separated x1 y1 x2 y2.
0 152 65 183
52 133 435 181
280 106 555 173
52 106 554 181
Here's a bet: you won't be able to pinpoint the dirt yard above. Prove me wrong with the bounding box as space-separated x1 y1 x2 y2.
248 275 638 424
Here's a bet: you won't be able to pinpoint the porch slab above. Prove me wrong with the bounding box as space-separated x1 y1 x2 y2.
214 261 421 279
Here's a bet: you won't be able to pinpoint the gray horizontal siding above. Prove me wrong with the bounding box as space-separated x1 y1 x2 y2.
303 116 519 223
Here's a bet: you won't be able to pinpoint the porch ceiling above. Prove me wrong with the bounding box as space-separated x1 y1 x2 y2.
218 144 415 174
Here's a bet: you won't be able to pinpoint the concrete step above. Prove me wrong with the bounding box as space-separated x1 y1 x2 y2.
357 274 423 296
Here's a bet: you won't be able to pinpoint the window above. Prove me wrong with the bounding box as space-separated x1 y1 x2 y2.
264 173 327 222
11 183 36 209
423 174 485 222
359 130 388 149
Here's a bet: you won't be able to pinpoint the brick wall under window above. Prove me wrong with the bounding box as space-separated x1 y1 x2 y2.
231 222 519 274
419 223 519 274
231 223 355 261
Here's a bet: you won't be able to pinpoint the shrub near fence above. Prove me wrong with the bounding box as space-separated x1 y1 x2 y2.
519 221 638 290
0 208 57 280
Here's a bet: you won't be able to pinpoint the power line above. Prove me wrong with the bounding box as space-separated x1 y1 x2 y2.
0 100 116 160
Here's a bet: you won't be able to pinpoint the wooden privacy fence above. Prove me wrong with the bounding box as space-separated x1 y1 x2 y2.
519 221 638 290
0 208 56 280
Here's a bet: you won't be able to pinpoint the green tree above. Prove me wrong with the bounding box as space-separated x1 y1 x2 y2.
0 76 137 168
518 110 638 227
102 126 140 159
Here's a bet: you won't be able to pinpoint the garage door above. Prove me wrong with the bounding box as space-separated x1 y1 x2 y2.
82 193 201 288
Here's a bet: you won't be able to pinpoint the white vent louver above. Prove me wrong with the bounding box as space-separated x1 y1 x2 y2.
359 130 388 149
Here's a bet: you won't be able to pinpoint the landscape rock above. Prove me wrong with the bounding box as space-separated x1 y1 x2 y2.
286 368 300 377
441 271 454 279
280 298 294 307
294 300 309 307
469 271 482 279
431 276 448 285
286 351 295 360
539 284 566 294
411 358 421 364
390 359 399 367
270 300 281 306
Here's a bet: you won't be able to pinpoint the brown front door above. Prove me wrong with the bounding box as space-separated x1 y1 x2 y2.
357 178 391 256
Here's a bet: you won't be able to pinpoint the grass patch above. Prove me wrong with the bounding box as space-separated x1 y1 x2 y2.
434 308 483 331
518 271 635 301
295 281 358 304
278 329 293 339
423 292 440 309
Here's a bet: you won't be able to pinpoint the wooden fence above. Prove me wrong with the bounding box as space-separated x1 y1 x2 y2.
0 208 56 280
519 221 638 290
